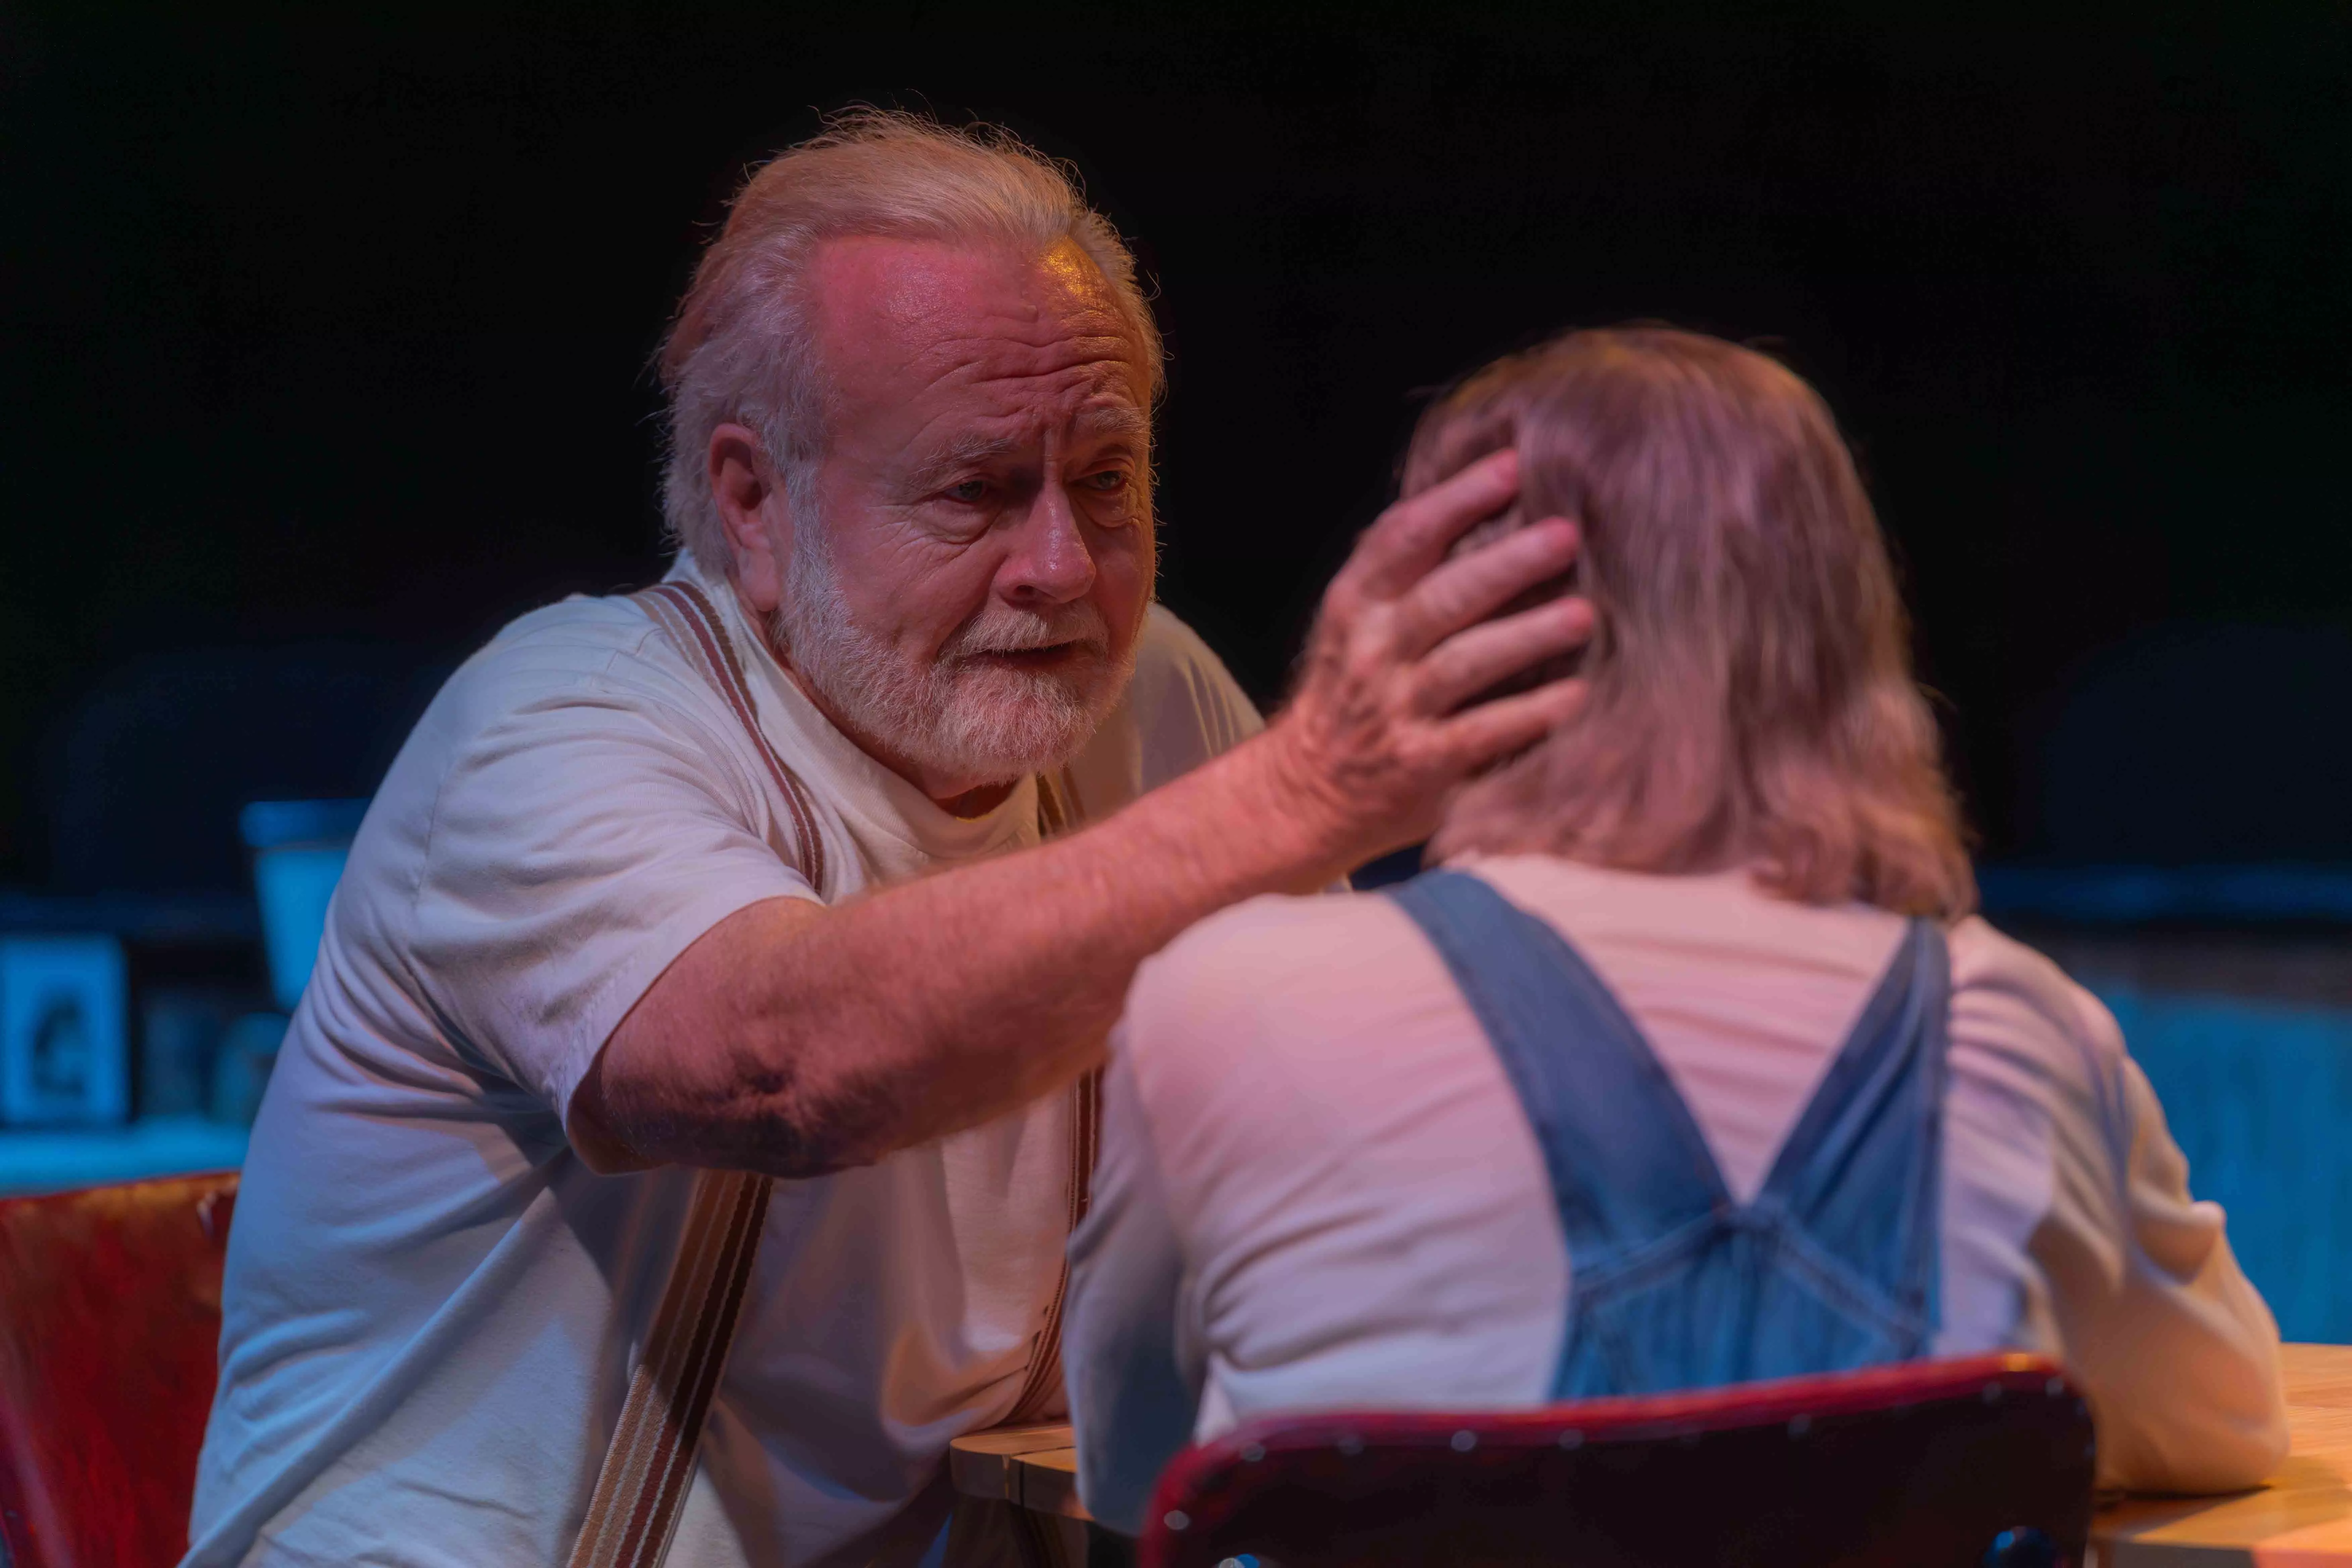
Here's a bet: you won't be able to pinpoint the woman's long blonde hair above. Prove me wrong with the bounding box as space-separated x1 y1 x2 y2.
1412 327 1975 919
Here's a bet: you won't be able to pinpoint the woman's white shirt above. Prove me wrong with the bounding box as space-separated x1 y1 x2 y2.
1067 856 2288 1532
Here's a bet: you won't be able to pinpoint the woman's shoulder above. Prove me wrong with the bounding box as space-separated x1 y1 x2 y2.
1119 887 1463 1111
1944 914 2131 1110
1948 917 2124 1047
1131 888 1434 1031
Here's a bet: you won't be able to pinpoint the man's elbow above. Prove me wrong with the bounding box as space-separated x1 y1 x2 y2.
571 1042 884 1179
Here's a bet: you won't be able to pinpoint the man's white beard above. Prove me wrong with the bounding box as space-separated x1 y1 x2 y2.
772 529 1139 789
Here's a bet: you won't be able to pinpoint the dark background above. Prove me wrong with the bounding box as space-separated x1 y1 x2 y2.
6 1 2350 896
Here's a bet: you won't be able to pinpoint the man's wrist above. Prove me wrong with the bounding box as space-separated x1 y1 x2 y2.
1090 721 1371 908
1211 723 1370 885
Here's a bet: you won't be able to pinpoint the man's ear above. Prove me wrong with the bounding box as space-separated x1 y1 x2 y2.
709 422 792 615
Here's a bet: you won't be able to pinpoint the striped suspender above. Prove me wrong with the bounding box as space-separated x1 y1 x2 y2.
569 1166 771 1568
631 582 830 895
571 581 825 1568
571 581 1093 1568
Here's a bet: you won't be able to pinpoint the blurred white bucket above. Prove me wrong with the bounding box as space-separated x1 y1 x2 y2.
239 799 369 1013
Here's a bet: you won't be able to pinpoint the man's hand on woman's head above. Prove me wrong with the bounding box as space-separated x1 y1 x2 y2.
1257 448 1596 863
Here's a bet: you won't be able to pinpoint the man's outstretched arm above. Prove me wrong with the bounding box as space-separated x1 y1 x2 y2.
574 451 1593 1176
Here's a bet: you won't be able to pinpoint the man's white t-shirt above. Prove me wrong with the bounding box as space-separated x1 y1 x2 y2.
184 558 1262 1568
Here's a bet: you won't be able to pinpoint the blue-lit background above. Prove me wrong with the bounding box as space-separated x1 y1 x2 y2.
2121 989 2352 1340
17 842 2352 1342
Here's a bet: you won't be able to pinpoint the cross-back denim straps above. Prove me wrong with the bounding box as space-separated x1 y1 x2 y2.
1389 869 1950 1397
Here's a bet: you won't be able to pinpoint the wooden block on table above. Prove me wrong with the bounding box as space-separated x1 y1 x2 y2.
947 1422 1075 1505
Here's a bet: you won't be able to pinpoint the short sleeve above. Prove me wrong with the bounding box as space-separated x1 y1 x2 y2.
405 658 821 1141
2044 1017 2290 1492
1947 921 2288 1493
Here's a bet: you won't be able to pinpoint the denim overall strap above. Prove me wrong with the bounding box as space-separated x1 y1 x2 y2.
1753 918 1952 1333
1387 870 1728 1269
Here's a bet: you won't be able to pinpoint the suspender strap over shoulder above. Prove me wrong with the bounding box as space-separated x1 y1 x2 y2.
1387 867 1950 1395
1389 870 1728 1259
635 580 830 898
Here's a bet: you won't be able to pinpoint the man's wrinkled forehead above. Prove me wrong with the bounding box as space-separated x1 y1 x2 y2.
808 234 1151 420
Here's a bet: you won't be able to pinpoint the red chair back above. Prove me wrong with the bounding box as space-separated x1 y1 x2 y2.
0 1172 239 1568
1140 1353 2094 1568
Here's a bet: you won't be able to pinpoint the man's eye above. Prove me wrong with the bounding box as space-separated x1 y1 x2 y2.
1078 470 1128 493
944 479 989 504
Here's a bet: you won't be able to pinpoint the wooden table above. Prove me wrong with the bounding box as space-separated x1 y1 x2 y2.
949 1343 2352 1562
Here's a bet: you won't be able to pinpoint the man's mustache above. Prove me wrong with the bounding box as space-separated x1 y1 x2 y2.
943 606 1111 660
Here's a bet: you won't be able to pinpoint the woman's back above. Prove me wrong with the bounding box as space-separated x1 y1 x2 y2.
1065 859 2287 1532
1066 327 2285 1535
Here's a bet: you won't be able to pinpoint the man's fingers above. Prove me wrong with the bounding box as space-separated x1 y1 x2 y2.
1436 675 1591 769
1392 518 1581 657
1340 450 1522 601
1414 597 1596 715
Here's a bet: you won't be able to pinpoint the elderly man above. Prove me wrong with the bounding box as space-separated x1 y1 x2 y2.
185 112 1589 1568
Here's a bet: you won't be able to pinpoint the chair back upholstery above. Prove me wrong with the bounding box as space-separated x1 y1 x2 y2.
1140 1353 2094 1568
0 1172 239 1568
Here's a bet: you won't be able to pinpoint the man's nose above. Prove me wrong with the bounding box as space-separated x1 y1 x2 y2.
997 486 1098 607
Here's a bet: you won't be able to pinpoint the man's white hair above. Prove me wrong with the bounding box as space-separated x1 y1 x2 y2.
657 109 1165 574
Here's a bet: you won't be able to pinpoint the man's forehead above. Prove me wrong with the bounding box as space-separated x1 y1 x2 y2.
810 234 1148 403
